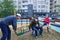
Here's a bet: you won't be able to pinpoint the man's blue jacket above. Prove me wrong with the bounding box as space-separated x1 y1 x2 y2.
2 15 17 30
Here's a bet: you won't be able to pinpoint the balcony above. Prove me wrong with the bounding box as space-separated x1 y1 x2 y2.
50 0 54 2
50 3 53 5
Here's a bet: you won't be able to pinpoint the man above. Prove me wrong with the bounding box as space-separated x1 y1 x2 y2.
0 14 21 40
43 15 50 33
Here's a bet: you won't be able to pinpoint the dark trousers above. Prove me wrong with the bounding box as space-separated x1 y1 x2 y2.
0 21 11 40
43 24 49 32
32 26 43 36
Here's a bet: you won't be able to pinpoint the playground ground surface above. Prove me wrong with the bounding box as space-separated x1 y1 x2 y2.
0 24 60 40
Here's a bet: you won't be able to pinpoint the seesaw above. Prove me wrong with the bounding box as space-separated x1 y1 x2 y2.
15 30 30 36
15 29 30 36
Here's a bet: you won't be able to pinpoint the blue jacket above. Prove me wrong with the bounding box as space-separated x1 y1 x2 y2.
2 15 17 30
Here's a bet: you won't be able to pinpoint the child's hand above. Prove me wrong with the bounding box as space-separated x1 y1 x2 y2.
14 30 17 34
36 24 38 27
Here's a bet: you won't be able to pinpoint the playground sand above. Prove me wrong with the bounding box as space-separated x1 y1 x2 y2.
0 24 60 40
11 29 60 40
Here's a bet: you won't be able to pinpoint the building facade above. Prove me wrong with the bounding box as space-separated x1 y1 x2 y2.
55 0 60 15
13 0 19 11
14 0 50 18
50 0 57 13
50 0 60 17
1 0 56 18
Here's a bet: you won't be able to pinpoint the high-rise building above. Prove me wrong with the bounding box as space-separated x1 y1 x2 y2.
20 0 50 12
16 0 50 18
55 0 60 14
13 0 18 10
50 0 57 13
50 0 60 16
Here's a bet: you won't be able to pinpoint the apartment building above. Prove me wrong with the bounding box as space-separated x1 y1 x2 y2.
14 0 50 18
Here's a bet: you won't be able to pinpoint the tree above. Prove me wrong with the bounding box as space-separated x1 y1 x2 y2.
0 0 16 18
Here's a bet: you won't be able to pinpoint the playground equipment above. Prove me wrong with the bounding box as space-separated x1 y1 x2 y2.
16 19 30 36
15 18 60 36
16 30 30 36
51 20 60 27
15 26 30 36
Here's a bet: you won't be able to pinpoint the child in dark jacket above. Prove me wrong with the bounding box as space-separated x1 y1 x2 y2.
29 17 43 37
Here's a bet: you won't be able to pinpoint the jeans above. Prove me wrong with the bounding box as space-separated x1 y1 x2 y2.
43 24 49 32
0 21 11 40
32 26 43 36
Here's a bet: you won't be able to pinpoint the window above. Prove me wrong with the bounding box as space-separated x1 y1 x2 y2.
33 2 37 4
41 5 45 8
18 10 21 12
38 5 40 8
34 6 37 8
33 0 37 1
45 6 49 8
14 1 16 3
46 2 48 5
40 1 45 4
33 0 37 3
50 0 53 2
50 7 52 9
25 10 28 12
45 10 48 12
23 5 27 7
22 0 28 3
45 0 49 2
38 10 40 12
54 10 56 12
18 6 21 8
18 2 21 4
41 0 45 1
54 1 56 3
41 9 45 12
34 10 37 12
38 1 40 4
30 0 32 2
22 10 25 12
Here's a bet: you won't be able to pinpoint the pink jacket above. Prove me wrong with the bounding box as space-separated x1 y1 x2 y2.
44 17 50 24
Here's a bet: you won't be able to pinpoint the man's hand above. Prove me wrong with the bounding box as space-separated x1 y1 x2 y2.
14 30 17 34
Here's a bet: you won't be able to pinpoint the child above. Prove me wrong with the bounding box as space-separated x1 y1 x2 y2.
43 15 50 33
29 17 43 37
